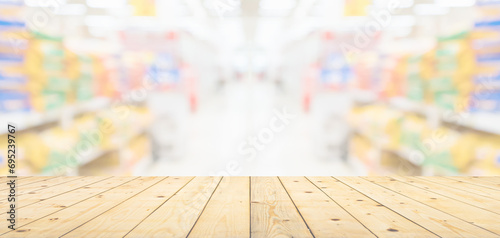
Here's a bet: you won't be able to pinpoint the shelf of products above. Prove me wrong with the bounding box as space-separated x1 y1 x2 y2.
0 104 153 175
349 104 500 175
0 0 188 176
313 1 500 176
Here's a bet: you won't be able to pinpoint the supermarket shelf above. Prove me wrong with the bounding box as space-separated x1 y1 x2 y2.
352 127 424 166
442 113 500 136
351 89 377 104
353 92 500 136
392 97 500 135
79 126 148 166
0 97 111 136
385 147 425 166
44 125 149 176
388 97 432 116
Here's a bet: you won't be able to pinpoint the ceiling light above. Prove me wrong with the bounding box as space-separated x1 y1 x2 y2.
55 4 86 15
260 0 296 10
86 0 127 9
414 4 449 15
435 0 476 7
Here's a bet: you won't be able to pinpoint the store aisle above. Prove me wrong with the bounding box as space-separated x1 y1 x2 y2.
146 80 356 176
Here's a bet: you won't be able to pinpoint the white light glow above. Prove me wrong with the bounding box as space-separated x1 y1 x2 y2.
260 0 296 10
55 4 86 15
84 15 119 27
86 0 127 8
414 4 449 15
435 0 476 7
373 0 414 8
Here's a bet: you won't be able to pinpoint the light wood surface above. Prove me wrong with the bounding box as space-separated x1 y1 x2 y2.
1 176 499 237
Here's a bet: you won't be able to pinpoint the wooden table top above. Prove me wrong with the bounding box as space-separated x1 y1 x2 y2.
1 176 500 237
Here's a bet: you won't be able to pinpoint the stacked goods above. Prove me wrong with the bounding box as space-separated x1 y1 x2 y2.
399 115 427 153
352 52 378 90
97 105 152 150
467 135 500 175
121 52 151 93
350 133 379 173
349 104 466 175
120 134 152 175
404 55 426 102
0 105 153 175
148 53 181 90
448 131 500 175
429 32 475 112
0 1 30 113
349 105 403 150
379 55 404 99
78 152 120 176
67 52 96 102
470 1 500 113
98 54 123 98
420 126 461 175
318 53 353 89
401 51 435 104
380 152 422 176
24 32 71 111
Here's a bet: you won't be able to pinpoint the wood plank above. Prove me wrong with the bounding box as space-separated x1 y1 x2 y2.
445 176 500 191
0 176 58 192
250 176 313 238
125 176 222 238
279 176 375 238
0 176 136 235
308 176 437 237
188 177 250 238
419 177 500 201
8 177 164 237
0 176 110 209
63 177 194 237
0 176 32 183
366 177 500 235
0 176 32 182
11 176 82 196
474 176 500 183
393 176 500 215
336 176 498 237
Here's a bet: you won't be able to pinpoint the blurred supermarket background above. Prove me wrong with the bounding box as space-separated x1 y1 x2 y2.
1 0 500 176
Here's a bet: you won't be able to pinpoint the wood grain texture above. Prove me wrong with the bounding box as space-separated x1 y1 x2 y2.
188 177 250 238
308 176 437 237
125 176 222 238
393 176 500 215
366 176 500 235
279 176 375 238
0 176 110 209
251 176 313 238
445 176 500 191
1 176 499 237
9 177 164 237
4 176 81 195
336 177 498 237
0 176 135 235
419 176 500 200
0 176 45 191
64 177 194 237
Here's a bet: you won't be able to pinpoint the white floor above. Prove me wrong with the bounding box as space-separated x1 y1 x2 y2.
145 80 358 176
